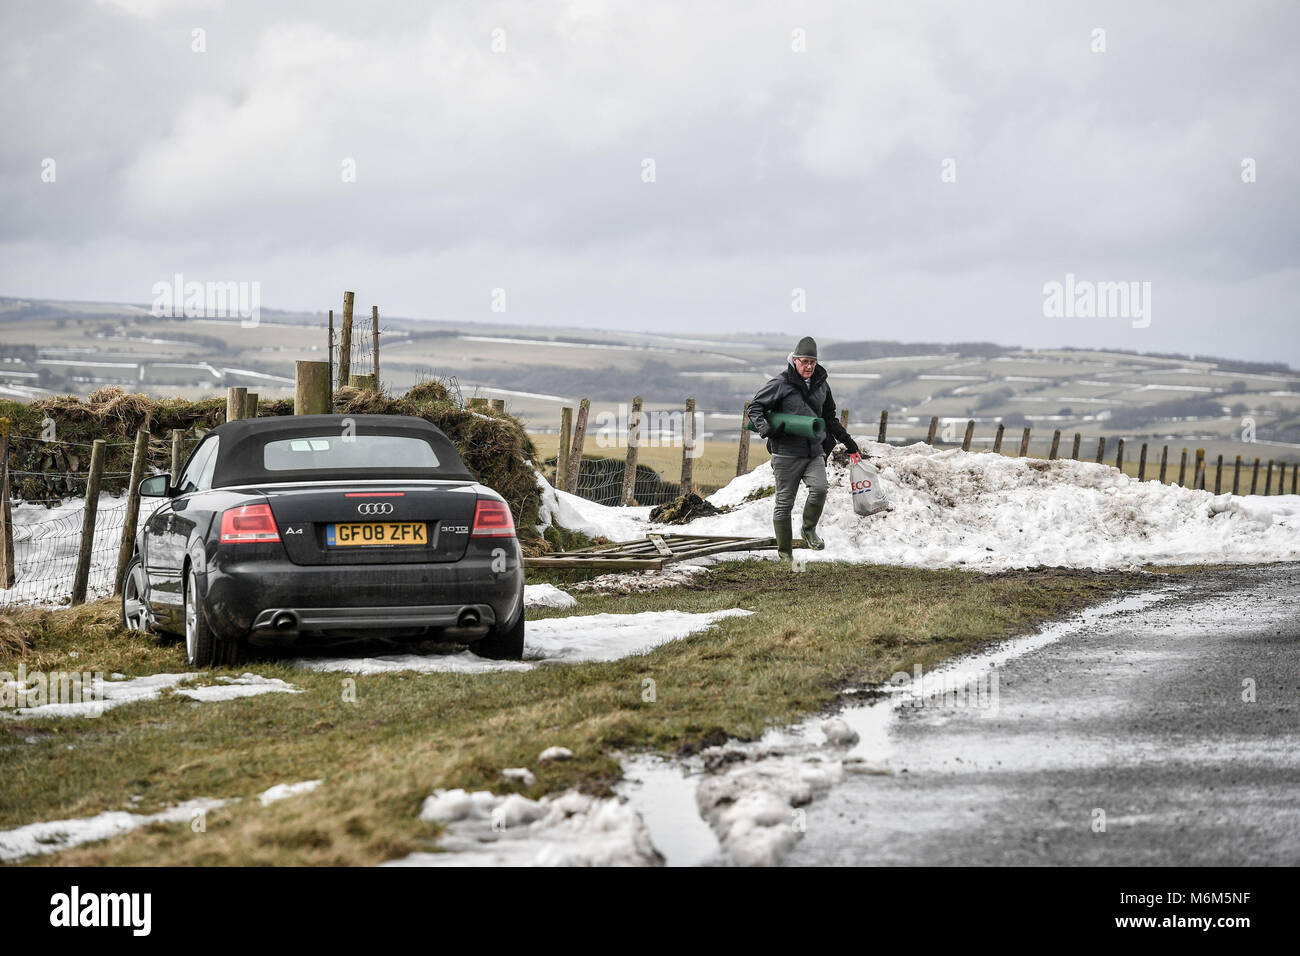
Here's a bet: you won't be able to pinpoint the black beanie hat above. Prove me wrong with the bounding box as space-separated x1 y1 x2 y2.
794 336 818 359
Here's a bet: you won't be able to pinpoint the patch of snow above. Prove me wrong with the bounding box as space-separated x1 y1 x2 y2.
258 780 322 806
388 789 662 867
539 746 573 763
821 718 860 747
290 608 752 675
0 797 229 862
173 674 302 702
523 583 577 608
4 672 300 718
501 767 537 787
568 564 709 594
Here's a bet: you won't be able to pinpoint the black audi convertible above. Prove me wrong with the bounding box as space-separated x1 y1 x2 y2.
119 415 526 665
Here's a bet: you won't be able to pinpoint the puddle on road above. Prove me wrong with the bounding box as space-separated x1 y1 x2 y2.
616 754 721 867
829 588 1179 768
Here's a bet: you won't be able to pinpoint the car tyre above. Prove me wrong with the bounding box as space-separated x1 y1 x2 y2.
184 566 218 668
120 554 154 634
475 600 525 661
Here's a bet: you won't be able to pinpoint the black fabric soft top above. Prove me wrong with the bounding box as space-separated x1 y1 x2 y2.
205 414 477 486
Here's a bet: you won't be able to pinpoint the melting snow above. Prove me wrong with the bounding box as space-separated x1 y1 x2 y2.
535 442 1300 571
388 788 662 866
290 608 752 675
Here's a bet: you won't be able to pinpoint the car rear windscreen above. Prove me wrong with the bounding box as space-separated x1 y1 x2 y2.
263 435 441 471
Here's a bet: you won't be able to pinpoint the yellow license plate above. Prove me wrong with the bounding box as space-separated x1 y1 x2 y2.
327 522 428 547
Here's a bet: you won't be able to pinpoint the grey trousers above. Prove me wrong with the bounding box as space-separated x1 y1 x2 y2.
770 454 828 523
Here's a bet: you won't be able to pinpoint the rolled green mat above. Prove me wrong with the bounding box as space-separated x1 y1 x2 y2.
745 412 825 438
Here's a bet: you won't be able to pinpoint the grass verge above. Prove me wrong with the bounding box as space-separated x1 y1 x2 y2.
0 560 1142 865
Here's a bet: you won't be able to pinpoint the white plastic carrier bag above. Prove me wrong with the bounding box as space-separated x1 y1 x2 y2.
849 455 889 516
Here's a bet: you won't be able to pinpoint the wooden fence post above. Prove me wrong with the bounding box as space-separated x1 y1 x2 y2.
245 392 258 418
557 407 572 490
171 429 184 484
1232 455 1241 494
1095 437 1106 464
1194 449 1205 490
338 291 354 384
1214 454 1223 494
328 309 335 406
566 399 590 494
1250 457 1260 494
961 420 975 452
1160 446 1169 483
1138 443 1148 481
372 305 380 387
0 418 12 588
736 402 751 478
295 361 331 414
840 409 849 429
623 397 643 504
680 397 696 497
1115 438 1125 472
1072 433 1081 460
1178 448 1188 486
992 423 1004 454
71 439 107 606
227 386 247 423
114 429 149 595
1264 459 1274 495
1292 463 1298 495
1273 461 1282 496
1049 430 1061 460
1019 427 1031 458
877 410 888 444
926 416 938 445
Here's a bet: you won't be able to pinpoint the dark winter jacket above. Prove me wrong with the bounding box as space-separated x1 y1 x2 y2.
747 361 858 459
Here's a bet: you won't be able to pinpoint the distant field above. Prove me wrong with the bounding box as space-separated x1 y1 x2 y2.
2 298 1296 483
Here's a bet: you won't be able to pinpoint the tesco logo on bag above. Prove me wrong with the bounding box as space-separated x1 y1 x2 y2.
851 478 873 493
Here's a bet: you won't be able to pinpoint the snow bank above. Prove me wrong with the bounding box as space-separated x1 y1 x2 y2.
534 469 650 541
387 788 662 866
539 443 1300 571
291 608 752 675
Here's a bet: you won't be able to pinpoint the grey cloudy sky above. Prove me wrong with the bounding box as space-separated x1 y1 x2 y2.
2 0 1297 363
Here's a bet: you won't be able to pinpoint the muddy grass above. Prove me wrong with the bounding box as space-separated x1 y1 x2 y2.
0 560 1166 865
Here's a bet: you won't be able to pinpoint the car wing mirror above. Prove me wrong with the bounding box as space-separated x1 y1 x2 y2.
139 474 172 498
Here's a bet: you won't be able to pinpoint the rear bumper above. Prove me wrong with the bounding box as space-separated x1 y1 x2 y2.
201 540 523 643
251 603 497 632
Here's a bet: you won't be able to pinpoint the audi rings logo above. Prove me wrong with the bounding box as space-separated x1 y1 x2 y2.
356 502 395 516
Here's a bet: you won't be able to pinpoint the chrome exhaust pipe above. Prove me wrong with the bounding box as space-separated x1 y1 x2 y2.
271 611 298 631
457 608 481 628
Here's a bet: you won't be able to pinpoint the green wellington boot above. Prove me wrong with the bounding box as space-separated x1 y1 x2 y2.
773 516 794 564
801 497 826 550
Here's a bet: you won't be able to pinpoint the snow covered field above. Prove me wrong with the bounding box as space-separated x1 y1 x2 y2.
538 440 1300 571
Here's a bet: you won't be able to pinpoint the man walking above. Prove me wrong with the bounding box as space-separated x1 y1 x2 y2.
747 337 859 563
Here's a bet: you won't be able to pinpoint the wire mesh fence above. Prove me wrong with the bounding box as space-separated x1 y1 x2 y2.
2 494 163 607
544 456 720 507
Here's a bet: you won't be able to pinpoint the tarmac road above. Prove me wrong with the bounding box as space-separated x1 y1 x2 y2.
784 563 1300 865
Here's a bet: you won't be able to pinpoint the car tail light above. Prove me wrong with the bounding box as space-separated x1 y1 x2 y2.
220 503 281 543
471 498 515 538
